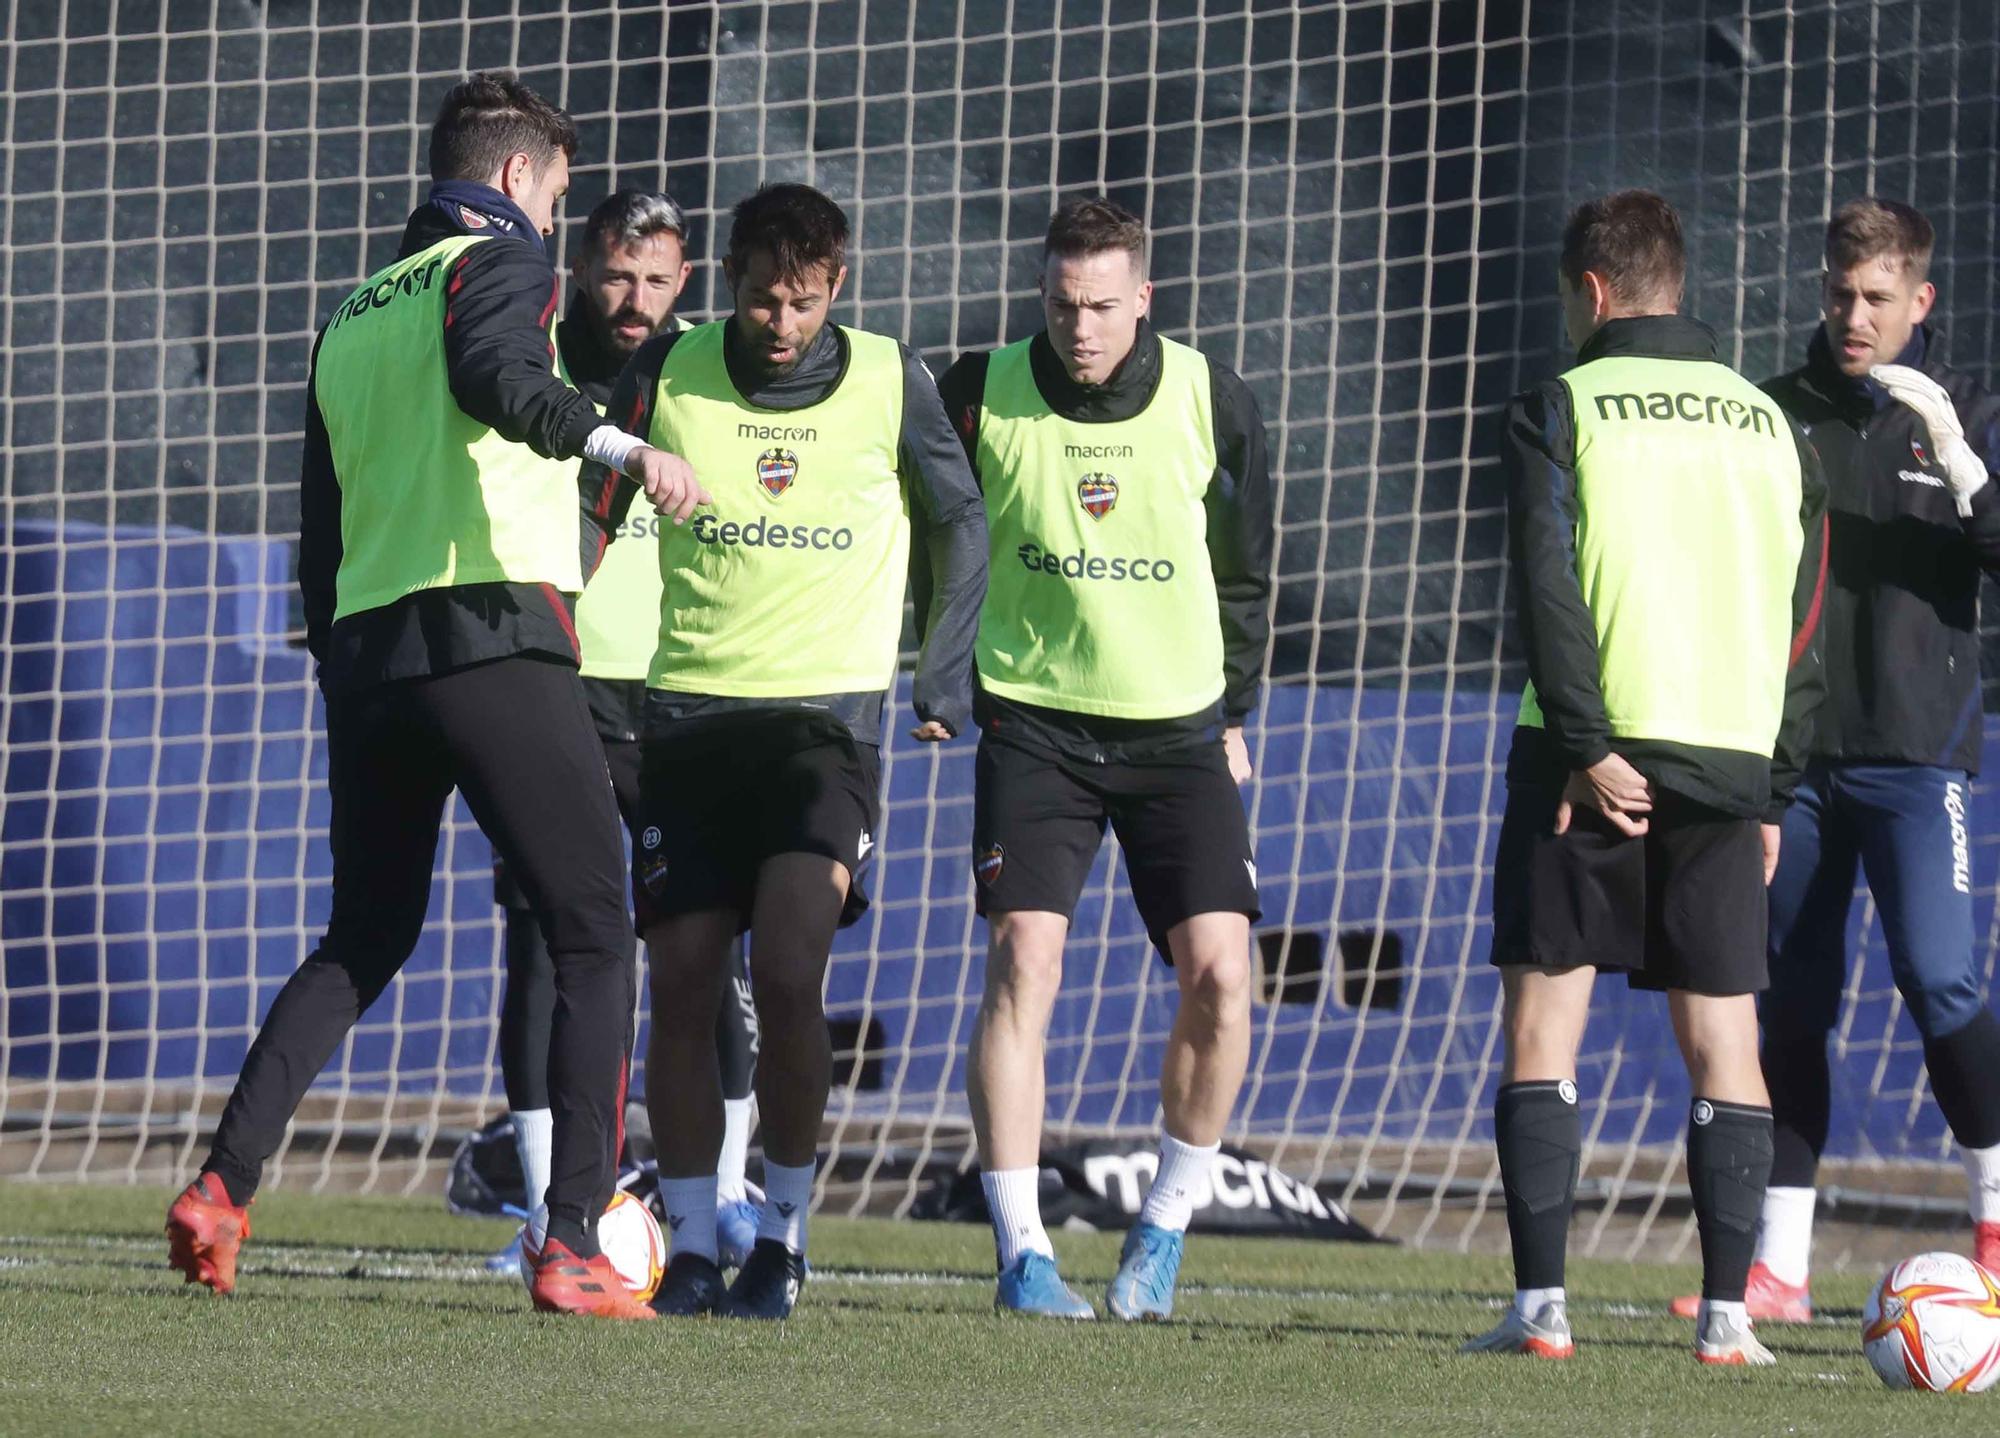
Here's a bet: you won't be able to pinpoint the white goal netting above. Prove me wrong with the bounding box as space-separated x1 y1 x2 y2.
3 0 1999 1262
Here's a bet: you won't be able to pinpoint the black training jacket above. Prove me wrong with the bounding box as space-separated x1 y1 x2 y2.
298 183 603 692
1763 325 2000 775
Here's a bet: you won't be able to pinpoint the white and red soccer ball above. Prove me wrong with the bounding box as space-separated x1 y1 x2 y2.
518 1190 667 1303
1862 1251 2000 1393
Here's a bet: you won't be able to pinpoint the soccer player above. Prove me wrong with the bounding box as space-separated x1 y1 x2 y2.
1460 191 1826 1365
936 196 1275 1321
484 190 763 1277
163 74 706 1320
1666 199 2000 1322
579 182 988 1319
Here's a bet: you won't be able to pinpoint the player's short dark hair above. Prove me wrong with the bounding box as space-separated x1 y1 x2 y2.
428 72 578 184
1559 189 1685 309
726 183 848 288
1826 197 1934 282
578 190 689 260
1044 196 1147 270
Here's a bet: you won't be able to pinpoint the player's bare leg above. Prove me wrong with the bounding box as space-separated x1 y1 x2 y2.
1109 912 1253 1321
643 907 739 1315
968 910 1093 1318
719 852 847 1320
1158 912 1254 1144
1462 965 1595 1358
1671 989 1777 1365
970 911 1070 1171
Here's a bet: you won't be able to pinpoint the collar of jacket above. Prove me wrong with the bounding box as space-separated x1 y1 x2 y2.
1027 319 1165 422
1804 322 1929 414
1574 313 1720 365
399 180 547 260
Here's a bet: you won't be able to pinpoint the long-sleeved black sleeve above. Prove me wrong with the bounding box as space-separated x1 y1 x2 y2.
914 352 988 632
576 333 680 583
899 346 989 736
296 339 340 664
443 240 603 462
934 351 987 467
1207 366 1275 722
1502 380 1613 770
1954 382 2000 574
1768 418 1829 818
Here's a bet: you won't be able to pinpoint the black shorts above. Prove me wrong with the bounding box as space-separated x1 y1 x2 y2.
972 733 1260 955
1489 779 1768 997
631 709 880 933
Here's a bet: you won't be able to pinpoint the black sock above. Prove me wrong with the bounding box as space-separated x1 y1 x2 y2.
1686 1098 1773 1302
1496 1080 1580 1292
1762 1031 1829 1189
1924 1010 2000 1151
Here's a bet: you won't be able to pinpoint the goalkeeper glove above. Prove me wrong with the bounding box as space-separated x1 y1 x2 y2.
1872 363 1993 518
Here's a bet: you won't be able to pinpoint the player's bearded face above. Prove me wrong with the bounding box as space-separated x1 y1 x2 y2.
577 233 690 357
728 249 847 376
1042 250 1152 387
1823 255 1935 377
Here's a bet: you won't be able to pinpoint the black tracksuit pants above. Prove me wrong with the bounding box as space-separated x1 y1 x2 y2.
203 655 632 1253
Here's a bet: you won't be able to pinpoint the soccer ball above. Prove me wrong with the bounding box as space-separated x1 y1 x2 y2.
517 1191 667 1303
1862 1251 2000 1392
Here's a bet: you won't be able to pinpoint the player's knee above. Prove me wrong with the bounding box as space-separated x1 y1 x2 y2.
1503 1009 1573 1074
323 901 428 969
1907 971 1985 1040
987 924 1065 1006
1180 948 1252 1024
749 962 825 1034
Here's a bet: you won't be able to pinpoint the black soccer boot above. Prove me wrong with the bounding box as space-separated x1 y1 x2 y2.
718 1238 806 1320
650 1251 726 1317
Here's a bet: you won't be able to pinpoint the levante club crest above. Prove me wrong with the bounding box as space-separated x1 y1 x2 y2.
1077 473 1119 519
757 447 800 497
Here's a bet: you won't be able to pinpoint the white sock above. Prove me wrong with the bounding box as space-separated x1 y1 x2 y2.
1752 1184 1816 1287
1699 1297 1750 1332
717 1098 754 1204
1138 1132 1218 1233
659 1175 719 1263
511 1108 552 1217
1962 1143 2000 1223
759 1158 814 1255
1515 1285 1565 1319
983 1167 1054 1269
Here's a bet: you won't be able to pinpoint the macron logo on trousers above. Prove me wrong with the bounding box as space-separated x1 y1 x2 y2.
1946 780 1972 895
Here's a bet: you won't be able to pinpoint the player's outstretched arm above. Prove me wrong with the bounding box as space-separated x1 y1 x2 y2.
1205 366 1276 782
440 240 602 461
899 346 988 741
575 332 705 583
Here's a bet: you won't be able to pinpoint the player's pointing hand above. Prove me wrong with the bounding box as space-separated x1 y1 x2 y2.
627 445 710 524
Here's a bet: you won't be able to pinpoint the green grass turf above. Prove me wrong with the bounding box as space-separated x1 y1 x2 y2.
0 1182 1990 1436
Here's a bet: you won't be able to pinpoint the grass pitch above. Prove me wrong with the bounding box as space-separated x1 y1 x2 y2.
0 1182 1990 1436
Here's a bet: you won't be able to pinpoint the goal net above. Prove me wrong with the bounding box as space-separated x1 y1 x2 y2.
3 0 1997 1265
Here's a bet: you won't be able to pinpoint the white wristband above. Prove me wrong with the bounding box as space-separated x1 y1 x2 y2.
583 424 647 475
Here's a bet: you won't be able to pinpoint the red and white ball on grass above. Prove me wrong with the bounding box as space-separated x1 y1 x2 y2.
1862 1251 2000 1393
518 1191 667 1303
